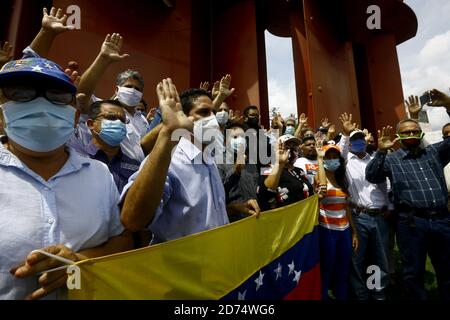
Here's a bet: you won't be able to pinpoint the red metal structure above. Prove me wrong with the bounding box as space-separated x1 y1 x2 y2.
1 0 417 132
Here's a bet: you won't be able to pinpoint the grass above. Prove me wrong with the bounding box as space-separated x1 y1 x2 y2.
386 244 439 300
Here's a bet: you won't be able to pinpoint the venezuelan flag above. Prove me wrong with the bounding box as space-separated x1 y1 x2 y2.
69 195 320 300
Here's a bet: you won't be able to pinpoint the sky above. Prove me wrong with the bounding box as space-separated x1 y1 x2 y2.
265 0 450 127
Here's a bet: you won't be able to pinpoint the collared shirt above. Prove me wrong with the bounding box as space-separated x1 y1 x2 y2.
338 135 392 210
0 143 124 300
366 138 450 210
121 137 229 244
90 148 141 194
124 109 150 139
67 114 145 162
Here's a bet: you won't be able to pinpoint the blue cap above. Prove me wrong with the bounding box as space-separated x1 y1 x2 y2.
0 58 76 94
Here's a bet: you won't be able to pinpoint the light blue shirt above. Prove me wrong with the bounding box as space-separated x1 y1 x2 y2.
0 143 124 300
122 137 229 244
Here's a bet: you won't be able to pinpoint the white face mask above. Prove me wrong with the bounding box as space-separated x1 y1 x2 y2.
116 86 143 107
215 111 229 125
193 114 221 145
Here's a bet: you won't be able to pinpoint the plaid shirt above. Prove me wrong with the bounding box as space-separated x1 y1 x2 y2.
366 138 450 210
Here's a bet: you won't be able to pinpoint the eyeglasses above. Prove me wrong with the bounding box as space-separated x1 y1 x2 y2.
2 86 75 106
95 113 129 124
399 130 421 136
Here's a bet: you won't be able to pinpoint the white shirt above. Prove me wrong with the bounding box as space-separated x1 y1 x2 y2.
121 137 229 244
294 157 318 186
338 135 392 209
124 109 150 139
0 144 124 300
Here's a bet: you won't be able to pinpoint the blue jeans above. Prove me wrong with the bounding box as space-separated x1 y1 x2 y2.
350 210 390 300
396 212 450 300
319 226 352 300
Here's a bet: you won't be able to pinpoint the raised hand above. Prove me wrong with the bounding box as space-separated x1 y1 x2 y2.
65 68 80 87
100 33 130 63
218 74 236 98
157 78 193 133
0 41 13 65
363 129 373 143
229 109 243 123
212 81 220 99
405 95 422 119
199 82 210 91
328 124 336 137
299 113 308 127
377 126 398 151
339 113 358 136
321 117 331 129
275 113 284 129
42 7 74 34
276 143 290 165
429 89 450 108
315 139 325 159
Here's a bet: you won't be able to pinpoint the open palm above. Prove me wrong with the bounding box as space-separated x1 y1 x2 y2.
157 79 193 133
101 33 130 62
42 7 73 34
377 126 397 150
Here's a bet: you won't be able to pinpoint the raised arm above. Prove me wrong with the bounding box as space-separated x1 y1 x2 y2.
121 79 193 232
366 126 397 184
264 143 289 190
294 113 308 139
405 95 422 121
76 33 129 114
30 7 74 58
0 41 13 67
212 74 235 110
337 113 358 158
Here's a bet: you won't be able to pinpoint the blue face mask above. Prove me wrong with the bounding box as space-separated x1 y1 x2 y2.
285 126 295 135
350 139 367 154
323 159 341 172
98 120 127 146
1 97 76 152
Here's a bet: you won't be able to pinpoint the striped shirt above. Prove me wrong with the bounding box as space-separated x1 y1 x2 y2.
319 183 350 231
366 138 450 210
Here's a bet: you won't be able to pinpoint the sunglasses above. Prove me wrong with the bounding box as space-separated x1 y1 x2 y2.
2 85 75 106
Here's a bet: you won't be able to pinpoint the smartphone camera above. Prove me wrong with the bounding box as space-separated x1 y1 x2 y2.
419 90 435 106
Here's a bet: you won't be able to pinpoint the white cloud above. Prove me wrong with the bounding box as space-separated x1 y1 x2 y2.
265 31 298 119
266 78 298 118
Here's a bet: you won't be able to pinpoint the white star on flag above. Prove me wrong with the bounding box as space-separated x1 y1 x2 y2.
274 263 282 281
31 65 43 72
288 260 295 276
44 63 54 69
238 290 247 300
293 270 302 284
255 271 265 291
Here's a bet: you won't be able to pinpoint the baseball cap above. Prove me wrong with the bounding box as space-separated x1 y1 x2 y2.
349 130 366 140
0 58 76 93
322 143 341 154
278 134 301 146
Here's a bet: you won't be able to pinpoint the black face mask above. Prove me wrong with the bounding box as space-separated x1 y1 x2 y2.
246 117 260 129
366 144 376 154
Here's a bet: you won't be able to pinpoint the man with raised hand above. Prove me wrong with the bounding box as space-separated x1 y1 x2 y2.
366 122 450 300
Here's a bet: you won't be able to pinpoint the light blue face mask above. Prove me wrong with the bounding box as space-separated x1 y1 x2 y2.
323 159 341 172
285 126 295 136
230 136 246 153
98 119 127 146
1 97 76 152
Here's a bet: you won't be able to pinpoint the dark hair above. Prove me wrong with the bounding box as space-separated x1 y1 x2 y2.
88 99 124 120
225 121 249 132
442 122 450 134
243 105 259 118
180 88 213 116
301 134 316 144
334 155 349 194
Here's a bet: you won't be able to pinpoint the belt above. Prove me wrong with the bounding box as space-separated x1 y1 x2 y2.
349 203 387 216
397 204 449 220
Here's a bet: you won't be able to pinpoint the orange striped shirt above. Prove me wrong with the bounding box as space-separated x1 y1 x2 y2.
319 183 349 231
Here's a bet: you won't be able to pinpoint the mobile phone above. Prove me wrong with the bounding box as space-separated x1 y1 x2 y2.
419 90 435 106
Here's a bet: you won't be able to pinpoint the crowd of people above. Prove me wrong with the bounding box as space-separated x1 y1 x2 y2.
0 7 449 300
